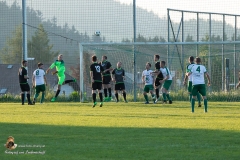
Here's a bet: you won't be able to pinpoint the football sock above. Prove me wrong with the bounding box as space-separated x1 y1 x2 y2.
108 88 112 98
64 80 74 84
55 90 60 98
144 94 148 102
191 98 195 112
27 94 31 103
123 92 127 101
92 93 96 103
197 92 201 103
155 89 159 99
21 93 25 104
166 94 171 100
162 93 167 100
99 93 103 102
41 92 45 103
115 93 119 101
189 94 192 103
104 89 108 97
151 94 155 99
34 93 39 99
204 99 208 112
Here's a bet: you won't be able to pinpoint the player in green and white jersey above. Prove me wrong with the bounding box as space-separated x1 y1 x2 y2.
187 57 211 113
32 62 47 104
159 61 172 104
142 62 156 104
183 56 202 107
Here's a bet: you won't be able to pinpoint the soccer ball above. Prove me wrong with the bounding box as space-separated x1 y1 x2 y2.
95 31 101 36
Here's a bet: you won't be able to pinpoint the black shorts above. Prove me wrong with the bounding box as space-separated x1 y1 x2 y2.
115 83 125 91
20 83 30 92
155 80 162 87
92 82 102 90
102 76 111 84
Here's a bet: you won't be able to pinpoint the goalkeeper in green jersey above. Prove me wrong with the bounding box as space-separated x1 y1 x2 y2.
46 54 76 102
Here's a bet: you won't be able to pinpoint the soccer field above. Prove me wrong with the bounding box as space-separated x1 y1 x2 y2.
0 102 240 160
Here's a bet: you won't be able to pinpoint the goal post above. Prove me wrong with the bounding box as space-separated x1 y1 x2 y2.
79 44 84 102
79 41 240 102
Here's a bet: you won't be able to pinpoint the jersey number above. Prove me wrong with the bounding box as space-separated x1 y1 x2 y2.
36 70 39 75
95 66 100 73
196 66 200 73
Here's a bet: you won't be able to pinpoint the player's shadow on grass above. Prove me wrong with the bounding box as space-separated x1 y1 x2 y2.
0 123 239 160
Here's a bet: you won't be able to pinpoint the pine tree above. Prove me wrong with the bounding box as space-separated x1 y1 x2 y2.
28 24 59 63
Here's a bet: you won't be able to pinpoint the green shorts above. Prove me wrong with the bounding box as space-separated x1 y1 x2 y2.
188 81 193 92
192 84 206 96
35 84 46 94
163 80 172 90
144 85 154 93
58 75 66 85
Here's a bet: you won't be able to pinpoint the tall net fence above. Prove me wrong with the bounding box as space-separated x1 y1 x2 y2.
1 0 240 102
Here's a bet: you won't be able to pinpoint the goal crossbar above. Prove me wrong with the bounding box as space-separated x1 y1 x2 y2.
80 41 240 46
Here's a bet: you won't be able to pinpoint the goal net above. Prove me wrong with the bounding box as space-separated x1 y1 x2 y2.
79 42 240 102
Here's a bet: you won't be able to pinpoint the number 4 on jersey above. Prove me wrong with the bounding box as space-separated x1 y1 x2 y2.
196 66 200 73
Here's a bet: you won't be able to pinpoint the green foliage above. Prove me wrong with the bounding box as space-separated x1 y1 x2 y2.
28 24 59 63
0 24 58 64
68 91 80 101
0 93 20 102
0 25 22 63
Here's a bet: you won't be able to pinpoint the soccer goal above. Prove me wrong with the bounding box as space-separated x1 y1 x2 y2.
79 41 240 102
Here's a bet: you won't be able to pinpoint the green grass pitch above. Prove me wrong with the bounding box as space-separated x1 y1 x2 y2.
0 101 240 160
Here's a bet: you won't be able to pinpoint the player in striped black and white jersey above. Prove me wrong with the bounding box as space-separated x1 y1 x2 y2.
183 56 202 107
